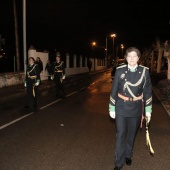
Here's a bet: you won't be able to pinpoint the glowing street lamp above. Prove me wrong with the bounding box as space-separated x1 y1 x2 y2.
111 34 116 59
105 36 108 69
92 41 96 49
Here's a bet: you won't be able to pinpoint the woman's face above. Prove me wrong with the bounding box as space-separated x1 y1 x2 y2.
56 56 60 62
126 51 139 67
29 58 34 65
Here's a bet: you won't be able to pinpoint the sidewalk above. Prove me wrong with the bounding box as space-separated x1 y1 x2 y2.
152 86 170 117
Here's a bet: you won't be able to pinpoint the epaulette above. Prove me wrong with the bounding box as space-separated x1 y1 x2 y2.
116 64 127 69
139 65 149 69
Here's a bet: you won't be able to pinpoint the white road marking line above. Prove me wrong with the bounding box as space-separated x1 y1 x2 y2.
0 112 34 130
80 87 86 91
0 90 79 130
40 99 62 109
0 73 106 130
66 91 77 97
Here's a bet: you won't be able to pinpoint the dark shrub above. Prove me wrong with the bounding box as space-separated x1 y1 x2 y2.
150 72 167 86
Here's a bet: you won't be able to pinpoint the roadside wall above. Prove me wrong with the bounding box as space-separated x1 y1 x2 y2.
0 72 24 88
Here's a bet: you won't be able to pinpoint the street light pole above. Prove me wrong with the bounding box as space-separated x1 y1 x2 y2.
105 36 108 70
23 0 27 74
121 44 124 58
111 34 116 60
92 41 96 71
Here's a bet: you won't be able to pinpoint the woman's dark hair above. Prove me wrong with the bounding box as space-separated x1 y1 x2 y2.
28 57 35 62
124 47 141 58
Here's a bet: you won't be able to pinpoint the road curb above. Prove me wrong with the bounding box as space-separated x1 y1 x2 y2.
152 86 170 117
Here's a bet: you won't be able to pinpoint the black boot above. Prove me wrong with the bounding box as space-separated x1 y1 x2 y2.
126 158 132 166
33 105 39 112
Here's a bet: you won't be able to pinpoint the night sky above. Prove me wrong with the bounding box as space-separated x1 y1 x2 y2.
0 0 170 67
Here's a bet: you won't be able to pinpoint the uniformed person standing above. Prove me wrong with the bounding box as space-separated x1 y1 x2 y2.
24 57 40 109
109 47 152 170
52 53 66 98
35 57 43 84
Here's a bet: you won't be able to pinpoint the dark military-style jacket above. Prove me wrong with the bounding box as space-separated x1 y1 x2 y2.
25 64 40 86
53 61 65 77
110 64 152 117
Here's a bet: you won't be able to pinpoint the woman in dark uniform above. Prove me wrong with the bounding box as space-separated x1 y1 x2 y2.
52 54 66 98
109 47 152 170
24 57 40 109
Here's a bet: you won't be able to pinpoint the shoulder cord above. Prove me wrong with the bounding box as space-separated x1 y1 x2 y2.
55 62 63 70
27 65 37 79
124 67 146 98
27 64 36 74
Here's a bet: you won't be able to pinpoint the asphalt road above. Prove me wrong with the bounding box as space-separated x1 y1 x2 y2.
0 72 170 170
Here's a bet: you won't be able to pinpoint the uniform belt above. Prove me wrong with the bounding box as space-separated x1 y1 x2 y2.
28 75 37 79
55 70 62 72
118 93 143 101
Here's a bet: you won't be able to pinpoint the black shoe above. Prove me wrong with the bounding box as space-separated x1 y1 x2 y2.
33 106 39 112
114 167 121 170
33 104 37 107
126 158 132 166
61 94 66 98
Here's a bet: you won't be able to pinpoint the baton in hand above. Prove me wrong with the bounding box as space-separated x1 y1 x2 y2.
146 119 154 155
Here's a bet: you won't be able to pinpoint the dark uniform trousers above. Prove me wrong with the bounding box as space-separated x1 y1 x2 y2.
25 83 39 107
115 115 141 167
52 60 65 97
54 73 65 97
